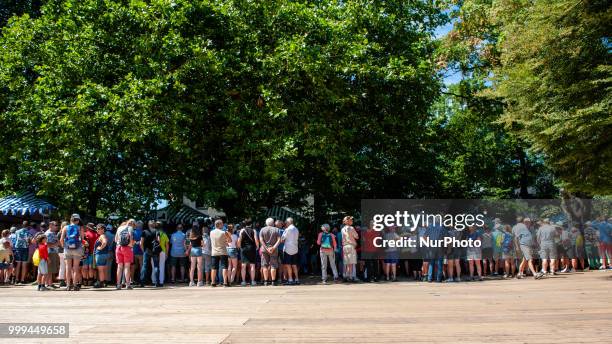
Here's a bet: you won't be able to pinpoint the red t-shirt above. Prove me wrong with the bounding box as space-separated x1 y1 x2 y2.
363 230 381 253
38 243 48 260
85 230 99 255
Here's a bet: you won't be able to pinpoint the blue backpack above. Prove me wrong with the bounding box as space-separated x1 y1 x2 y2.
502 233 513 253
321 232 333 249
66 224 80 249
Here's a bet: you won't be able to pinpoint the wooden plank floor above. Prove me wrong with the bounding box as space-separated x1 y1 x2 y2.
1 271 611 343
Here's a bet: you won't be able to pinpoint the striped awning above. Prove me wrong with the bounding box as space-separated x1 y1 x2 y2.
0 192 56 216
265 206 303 222
165 205 209 224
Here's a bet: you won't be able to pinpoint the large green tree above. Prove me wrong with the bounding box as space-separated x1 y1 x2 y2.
0 0 444 219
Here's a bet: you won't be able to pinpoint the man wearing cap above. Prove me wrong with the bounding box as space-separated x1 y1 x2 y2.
60 214 85 290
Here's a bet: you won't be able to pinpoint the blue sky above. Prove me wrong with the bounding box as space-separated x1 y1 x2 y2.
435 20 463 85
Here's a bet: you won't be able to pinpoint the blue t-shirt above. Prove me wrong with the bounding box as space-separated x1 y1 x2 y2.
170 231 186 257
594 221 611 243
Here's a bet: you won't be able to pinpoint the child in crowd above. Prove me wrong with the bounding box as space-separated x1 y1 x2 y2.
0 230 14 284
36 235 49 291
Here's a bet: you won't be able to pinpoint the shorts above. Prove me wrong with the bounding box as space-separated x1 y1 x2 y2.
95 253 109 267
169 256 187 268
190 247 203 257
64 247 83 260
0 262 10 270
48 253 60 274
343 245 357 265
492 249 502 260
539 245 557 260
466 247 482 260
573 245 585 259
564 246 575 259
482 247 493 259
204 254 212 273
211 255 228 270
227 247 238 259
38 259 48 274
520 245 533 261
384 250 399 264
115 246 134 265
14 248 29 262
260 250 279 269
283 252 299 265
133 245 143 256
240 247 256 264
84 254 94 266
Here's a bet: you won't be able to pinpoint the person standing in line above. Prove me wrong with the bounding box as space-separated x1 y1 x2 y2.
491 223 504 275
44 221 60 288
537 220 557 275
226 224 239 285
114 220 135 290
317 224 339 284
152 222 169 287
82 223 98 286
35 235 49 291
238 219 259 286
57 221 69 287
93 224 109 288
466 225 483 281
425 222 446 283
187 225 204 287
131 221 144 285
202 226 213 285
169 224 187 284
13 221 33 284
515 218 544 279
341 216 359 283
60 214 85 291
382 226 399 282
583 221 600 269
362 221 380 282
281 217 300 285
104 224 116 285
210 219 232 287
259 218 281 286
446 225 463 282
481 225 494 276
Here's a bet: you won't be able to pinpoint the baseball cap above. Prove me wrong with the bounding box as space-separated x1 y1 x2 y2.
71 213 81 220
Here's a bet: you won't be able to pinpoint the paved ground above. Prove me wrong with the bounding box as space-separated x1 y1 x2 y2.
1 271 611 343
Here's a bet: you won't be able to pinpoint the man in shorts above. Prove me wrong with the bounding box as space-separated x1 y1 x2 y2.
259 218 281 286
13 221 33 284
515 218 543 279
210 219 231 287
281 217 300 285
44 221 60 288
537 220 557 274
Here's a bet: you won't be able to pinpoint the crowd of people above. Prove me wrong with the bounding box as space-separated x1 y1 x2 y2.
0 213 610 291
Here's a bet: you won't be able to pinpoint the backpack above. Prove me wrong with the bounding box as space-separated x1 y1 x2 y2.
321 232 333 249
15 230 29 249
118 228 131 247
151 232 162 256
66 224 80 249
502 233 513 253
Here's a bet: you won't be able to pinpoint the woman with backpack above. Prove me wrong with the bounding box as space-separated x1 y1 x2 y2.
187 225 204 287
317 224 339 284
114 220 135 290
238 219 259 286
60 214 85 291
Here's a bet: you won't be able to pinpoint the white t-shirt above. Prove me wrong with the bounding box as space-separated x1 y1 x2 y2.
282 225 299 255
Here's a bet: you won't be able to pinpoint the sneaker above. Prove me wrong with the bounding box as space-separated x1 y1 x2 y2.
455 277 461 282
599 266 606 270
241 282 247 287
294 280 300 285
116 284 121 290
211 283 217 287
223 283 230 288
197 281 204 287
271 281 277 286
93 281 101 289
251 281 257 286
445 278 454 283
478 276 484 281
126 285 133 290
40 285 50 291
567 268 574 273
503 274 508 279
189 281 196 287
263 281 269 286
59 281 66 287
560 267 568 273
74 284 81 291
322 280 328 285
534 272 544 280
